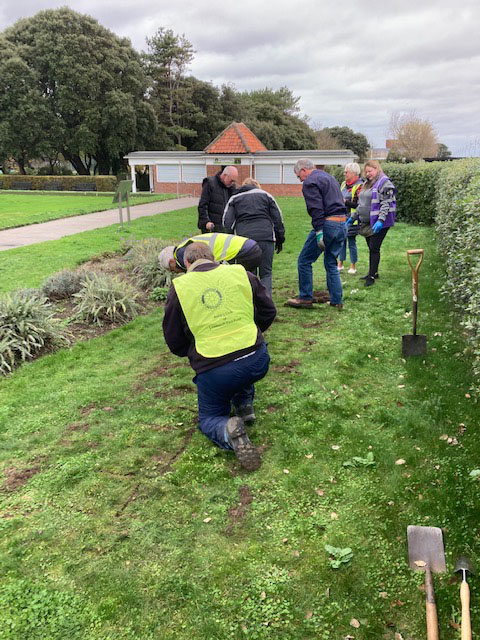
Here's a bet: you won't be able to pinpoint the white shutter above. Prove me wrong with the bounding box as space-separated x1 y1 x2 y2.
182 164 205 183
282 164 299 184
255 164 281 184
156 164 180 182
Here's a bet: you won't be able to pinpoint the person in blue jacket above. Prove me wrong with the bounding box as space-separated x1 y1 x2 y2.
285 159 347 309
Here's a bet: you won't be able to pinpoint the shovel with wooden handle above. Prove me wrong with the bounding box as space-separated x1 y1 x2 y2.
454 556 475 640
402 249 427 357
407 525 446 640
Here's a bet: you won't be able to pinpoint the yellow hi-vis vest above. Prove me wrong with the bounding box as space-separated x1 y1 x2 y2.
174 233 248 269
341 181 362 213
173 264 258 358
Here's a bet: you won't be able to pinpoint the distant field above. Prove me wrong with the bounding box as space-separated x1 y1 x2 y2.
0 192 178 230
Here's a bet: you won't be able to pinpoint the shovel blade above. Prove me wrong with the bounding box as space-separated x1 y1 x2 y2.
407 525 446 573
402 334 427 357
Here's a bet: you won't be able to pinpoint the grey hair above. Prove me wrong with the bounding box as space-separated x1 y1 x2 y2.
294 158 315 174
184 242 215 265
158 245 175 270
222 165 238 178
344 162 361 175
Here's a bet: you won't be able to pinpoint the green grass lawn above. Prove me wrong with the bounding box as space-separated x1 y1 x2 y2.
0 192 178 230
0 199 479 639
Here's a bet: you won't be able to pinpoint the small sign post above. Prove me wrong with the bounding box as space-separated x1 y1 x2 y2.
112 180 133 228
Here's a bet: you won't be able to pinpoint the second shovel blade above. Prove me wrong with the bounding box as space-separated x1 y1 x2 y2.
407 525 446 573
402 334 427 357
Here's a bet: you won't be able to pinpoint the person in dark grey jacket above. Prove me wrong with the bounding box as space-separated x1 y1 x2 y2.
197 166 238 233
223 178 285 295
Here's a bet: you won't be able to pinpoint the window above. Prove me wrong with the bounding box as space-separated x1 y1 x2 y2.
282 164 299 184
254 164 281 184
182 164 205 183
156 164 180 182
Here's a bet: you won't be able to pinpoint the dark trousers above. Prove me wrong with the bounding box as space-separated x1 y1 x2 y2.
254 241 274 296
365 227 389 277
194 342 270 449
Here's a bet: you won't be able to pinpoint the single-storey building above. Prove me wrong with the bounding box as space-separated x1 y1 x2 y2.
124 122 356 197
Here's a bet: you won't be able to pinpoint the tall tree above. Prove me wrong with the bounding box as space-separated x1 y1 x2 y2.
0 8 155 174
388 112 438 161
239 87 317 150
143 28 196 149
320 126 369 159
436 143 452 159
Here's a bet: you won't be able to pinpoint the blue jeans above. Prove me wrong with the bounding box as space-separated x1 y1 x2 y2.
194 342 270 449
298 220 346 304
339 235 358 263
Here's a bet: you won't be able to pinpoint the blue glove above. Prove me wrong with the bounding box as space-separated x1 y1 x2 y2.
372 220 384 234
316 231 325 250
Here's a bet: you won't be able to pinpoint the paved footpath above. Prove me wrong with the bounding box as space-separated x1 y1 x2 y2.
0 196 199 251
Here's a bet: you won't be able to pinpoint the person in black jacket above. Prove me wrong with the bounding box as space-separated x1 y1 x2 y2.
223 178 285 296
197 166 238 233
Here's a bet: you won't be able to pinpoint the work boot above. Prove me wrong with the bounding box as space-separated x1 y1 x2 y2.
226 417 261 471
359 273 379 280
285 297 313 309
235 404 256 424
364 276 375 287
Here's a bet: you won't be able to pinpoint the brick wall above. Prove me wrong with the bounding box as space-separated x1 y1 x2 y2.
206 165 252 183
154 182 204 197
261 184 303 196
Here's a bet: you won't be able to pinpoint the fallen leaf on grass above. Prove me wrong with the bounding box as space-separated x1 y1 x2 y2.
465 393 471 399
282 538 288 544
331 445 340 450
395 633 404 640
350 618 360 628
449 620 460 630
439 434 449 440
260 591 266 600
459 423 466 435
315 488 324 496
379 591 388 598
283 469 290 474
305 453 313 459
305 611 313 620
103 407 114 412
391 599 405 607
293 550 300 558
331 512 339 520
395 459 406 465
203 517 212 523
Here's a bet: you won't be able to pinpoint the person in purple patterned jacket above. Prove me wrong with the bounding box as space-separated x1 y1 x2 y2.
346 160 396 287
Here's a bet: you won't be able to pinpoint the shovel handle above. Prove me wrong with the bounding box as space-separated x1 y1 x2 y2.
407 250 424 336
425 567 440 640
460 580 472 640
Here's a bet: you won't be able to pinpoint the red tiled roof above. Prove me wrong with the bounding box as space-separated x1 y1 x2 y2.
205 122 267 154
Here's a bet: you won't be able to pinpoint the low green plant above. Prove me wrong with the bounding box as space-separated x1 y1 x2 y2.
149 286 169 302
41 269 93 300
72 273 140 326
342 451 376 467
325 545 353 569
0 290 69 375
124 237 173 290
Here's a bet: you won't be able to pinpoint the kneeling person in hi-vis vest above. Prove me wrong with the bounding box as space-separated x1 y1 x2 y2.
162 242 276 471
158 233 262 274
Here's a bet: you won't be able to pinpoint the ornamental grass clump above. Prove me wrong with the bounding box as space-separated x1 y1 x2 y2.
124 237 173 290
41 269 94 300
73 273 140 326
0 291 70 375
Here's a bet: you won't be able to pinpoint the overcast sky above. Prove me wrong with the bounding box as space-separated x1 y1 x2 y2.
2 0 479 156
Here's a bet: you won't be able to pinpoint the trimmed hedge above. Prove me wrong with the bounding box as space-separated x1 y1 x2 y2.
0 175 117 192
435 159 480 388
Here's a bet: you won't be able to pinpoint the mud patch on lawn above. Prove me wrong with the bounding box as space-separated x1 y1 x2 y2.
80 403 97 417
3 466 40 492
67 421 90 433
272 360 301 374
225 485 253 535
301 321 324 328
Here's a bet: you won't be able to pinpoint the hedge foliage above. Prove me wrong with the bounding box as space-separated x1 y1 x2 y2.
434 159 480 388
0 175 117 192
